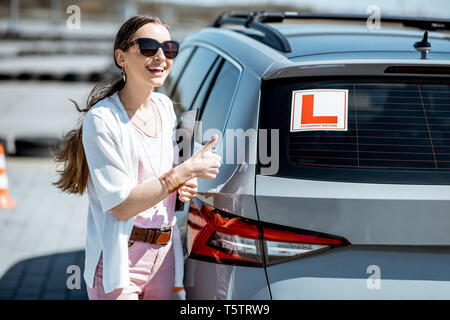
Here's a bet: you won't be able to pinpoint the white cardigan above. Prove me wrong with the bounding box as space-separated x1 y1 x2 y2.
82 90 183 294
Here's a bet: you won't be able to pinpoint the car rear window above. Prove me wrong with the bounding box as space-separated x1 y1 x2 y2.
259 78 450 184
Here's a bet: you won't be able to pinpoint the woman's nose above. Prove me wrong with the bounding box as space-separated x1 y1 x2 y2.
154 47 165 61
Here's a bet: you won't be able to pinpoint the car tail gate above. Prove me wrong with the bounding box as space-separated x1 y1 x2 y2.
257 78 450 246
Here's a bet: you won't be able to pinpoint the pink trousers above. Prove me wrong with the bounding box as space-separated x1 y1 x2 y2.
87 239 175 300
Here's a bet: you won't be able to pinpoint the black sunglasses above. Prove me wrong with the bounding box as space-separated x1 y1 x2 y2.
128 38 179 59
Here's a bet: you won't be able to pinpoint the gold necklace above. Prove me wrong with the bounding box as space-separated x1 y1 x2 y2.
125 98 162 136
132 105 153 125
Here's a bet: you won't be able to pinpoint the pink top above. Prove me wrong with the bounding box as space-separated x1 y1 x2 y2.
132 94 178 229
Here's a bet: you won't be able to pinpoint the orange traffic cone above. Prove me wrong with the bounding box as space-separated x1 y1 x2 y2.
0 143 15 209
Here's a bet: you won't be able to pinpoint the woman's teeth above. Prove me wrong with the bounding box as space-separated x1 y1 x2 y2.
147 67 165 76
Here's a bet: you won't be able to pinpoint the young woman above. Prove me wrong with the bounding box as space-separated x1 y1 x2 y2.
53 15 221 300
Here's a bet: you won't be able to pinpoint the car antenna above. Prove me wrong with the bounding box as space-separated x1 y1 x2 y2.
414 31 431 60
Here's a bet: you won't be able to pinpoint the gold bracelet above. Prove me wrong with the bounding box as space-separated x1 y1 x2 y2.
159 168 183 194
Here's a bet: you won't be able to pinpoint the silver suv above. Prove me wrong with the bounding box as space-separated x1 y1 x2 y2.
160 11 450 299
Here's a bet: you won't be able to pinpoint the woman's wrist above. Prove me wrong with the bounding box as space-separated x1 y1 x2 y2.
159 168 183 194
174 159 195 183
158 161 194 195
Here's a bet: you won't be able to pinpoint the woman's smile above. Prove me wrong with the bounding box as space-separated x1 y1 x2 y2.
146 65 166 77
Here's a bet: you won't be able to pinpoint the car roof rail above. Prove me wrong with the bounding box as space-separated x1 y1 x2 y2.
211 11 292 53
211 11 450 53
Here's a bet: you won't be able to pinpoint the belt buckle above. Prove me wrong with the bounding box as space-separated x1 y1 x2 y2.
156 229 171 245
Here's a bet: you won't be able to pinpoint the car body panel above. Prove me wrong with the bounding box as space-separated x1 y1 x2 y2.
276 23 450 38
289 51 450 62
280 25 450 59
255 175 450 245
184 258 270 300
267 245 450 299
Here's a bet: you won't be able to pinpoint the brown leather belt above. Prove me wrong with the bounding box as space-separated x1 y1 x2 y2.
130 226 172 245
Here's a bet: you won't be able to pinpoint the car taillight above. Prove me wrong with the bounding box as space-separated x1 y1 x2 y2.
187 201 350 267
188 201 263 267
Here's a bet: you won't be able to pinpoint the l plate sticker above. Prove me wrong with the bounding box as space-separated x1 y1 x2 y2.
290 89 348 132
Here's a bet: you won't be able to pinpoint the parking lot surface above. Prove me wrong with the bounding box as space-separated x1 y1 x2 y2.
0 156 89 300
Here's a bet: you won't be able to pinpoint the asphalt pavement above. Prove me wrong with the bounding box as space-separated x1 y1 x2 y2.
0 156 89 300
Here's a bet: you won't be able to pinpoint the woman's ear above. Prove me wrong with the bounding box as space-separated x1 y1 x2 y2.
114 49 125 68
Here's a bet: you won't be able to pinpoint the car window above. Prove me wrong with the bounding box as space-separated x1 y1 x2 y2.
158 46 194 98
171 47 218 113
196 60 240 143
190 57 222 111
259 79 450 184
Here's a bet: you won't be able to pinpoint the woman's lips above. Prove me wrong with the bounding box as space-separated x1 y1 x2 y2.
147 67 165 77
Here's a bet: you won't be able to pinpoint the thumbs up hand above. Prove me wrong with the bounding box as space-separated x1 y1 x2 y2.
186 135 221 180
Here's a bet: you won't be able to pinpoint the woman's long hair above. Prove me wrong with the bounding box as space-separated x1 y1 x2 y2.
53 15 169 195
